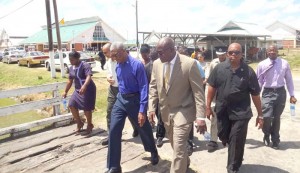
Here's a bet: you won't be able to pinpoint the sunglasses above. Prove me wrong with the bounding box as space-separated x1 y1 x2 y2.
228 51 241 55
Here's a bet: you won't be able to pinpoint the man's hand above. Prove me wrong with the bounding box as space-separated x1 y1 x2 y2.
290 96 297 104
205 106 213 120
195 119 207 134
255 116 264 129
62 92 67 99
148 111 156 125
107 76 115 85
138 112 146 127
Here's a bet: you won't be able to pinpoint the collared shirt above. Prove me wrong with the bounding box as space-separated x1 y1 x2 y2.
257 57 294 96
208 60 260 120
106 58 118 87
164 52 177 78
205 58 220 79
116 54 148 113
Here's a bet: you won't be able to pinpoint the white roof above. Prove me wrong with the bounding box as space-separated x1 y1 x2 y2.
217 21 271 36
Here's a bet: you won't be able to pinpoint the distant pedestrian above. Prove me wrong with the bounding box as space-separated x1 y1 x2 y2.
99 50 106 70
62 51 96 135
257 45 297 149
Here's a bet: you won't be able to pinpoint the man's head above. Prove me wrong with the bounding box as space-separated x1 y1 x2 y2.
156 37 176 63
216 47 227 62
267 45 278 60
149 48 159 61
227 43 242 65
177 45 188 56
140 44 151 62
110 42 128 63
102 43 111 59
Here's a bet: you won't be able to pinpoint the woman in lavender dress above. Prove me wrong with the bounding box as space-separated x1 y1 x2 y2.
62 51 96 134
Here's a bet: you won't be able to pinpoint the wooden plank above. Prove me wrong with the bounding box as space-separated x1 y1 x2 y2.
0 98 60 117
0 82 66 99
0 111 84 136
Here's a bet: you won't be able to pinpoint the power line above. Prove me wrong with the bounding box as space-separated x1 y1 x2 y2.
0 0 34 20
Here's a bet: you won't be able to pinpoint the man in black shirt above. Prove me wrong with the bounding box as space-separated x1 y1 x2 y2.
206 43 263 173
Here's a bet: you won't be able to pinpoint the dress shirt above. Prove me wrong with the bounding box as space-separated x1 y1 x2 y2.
257 57 294 96
196 60 205 78
106 58 118 87
164 52 177 78
116 54 148 113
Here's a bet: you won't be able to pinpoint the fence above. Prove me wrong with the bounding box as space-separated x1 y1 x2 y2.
0 82 83 137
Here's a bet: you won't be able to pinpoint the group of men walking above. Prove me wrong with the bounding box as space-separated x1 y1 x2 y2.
100 37 297 173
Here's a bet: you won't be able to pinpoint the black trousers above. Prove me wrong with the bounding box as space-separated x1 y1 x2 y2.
262 87 286 143
217 113 250 172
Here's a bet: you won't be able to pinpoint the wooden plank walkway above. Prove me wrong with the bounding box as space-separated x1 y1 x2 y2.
1 108 300 173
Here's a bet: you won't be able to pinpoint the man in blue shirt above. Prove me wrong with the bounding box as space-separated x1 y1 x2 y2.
106 42 158 173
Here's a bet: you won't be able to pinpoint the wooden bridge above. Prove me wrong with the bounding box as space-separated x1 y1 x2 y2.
0 83 299 173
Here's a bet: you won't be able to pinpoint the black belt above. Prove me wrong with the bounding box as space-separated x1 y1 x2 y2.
264 86 285 92
121 92 139 97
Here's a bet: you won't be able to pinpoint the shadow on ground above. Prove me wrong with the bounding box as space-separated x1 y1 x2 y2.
239 164 289 173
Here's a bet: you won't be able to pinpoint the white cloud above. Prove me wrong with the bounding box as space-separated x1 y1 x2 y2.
1 0 300 41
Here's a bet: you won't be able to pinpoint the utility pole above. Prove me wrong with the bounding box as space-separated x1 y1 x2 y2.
45 0 55 78
135 0 139 58
53 0 65 77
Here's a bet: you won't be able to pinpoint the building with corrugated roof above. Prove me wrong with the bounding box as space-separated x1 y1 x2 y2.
20 16 126 52
266 20 300 48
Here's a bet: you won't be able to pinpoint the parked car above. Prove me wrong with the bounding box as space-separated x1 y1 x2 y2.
2 51 25 64
45 51 96 73
18 51 49 68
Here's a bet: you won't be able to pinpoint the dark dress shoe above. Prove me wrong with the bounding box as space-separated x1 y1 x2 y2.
187 140 193 156
207 141 218 153
156 137 163 148
151 151 159 165
101 138 109 146
132 129 139 137
105 167 122 173
263 136 270 146
272 142 279 149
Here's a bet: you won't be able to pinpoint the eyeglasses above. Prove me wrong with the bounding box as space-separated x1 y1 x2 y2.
110 51 120 58
228 51 241 55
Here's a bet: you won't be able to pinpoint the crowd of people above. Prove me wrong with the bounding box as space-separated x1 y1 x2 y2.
62 37 297 173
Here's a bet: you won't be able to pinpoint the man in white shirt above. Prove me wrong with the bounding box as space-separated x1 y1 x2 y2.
101 43 138 146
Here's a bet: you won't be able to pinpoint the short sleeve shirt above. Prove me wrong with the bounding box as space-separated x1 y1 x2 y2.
207 60 260 120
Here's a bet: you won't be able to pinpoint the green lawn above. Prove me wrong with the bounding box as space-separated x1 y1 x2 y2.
0 63 108 131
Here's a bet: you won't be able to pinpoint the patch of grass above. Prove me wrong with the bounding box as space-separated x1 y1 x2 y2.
0 62 108 131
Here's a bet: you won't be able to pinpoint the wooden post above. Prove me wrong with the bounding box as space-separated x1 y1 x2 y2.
53 0 65 78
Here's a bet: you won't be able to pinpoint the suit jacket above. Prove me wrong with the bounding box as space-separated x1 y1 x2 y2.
148 53 206 126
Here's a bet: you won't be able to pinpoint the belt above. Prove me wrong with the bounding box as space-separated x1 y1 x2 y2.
121 92 139 97
264 86 285 92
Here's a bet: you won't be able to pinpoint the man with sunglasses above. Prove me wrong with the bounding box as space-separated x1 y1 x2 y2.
206 43 263 173
257 45 297 149
105 42 158 173
148 37 206 173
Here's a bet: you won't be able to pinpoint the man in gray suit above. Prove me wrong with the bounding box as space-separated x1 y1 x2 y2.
148 37 206 173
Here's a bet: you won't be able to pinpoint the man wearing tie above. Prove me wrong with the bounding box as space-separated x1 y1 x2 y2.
257 45 297 149
148 37 206 173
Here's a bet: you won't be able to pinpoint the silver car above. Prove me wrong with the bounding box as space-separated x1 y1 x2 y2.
2 51 24 64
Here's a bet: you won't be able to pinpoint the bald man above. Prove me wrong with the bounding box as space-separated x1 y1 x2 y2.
206 43 263 173
148 37 206 173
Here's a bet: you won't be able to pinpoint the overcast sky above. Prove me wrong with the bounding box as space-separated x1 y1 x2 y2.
1 0 300 40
